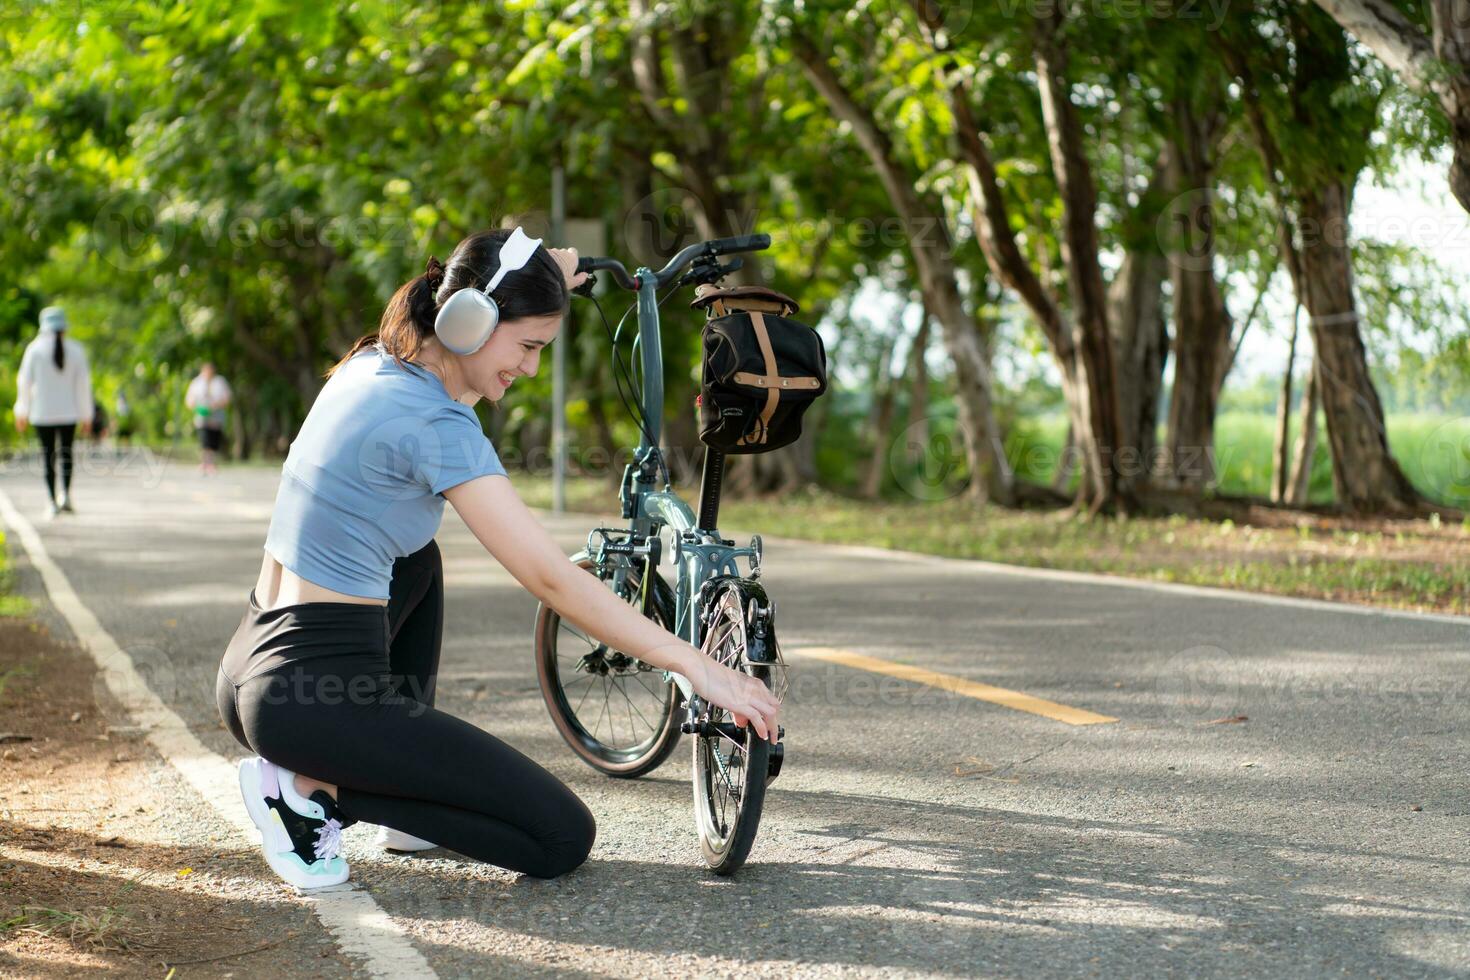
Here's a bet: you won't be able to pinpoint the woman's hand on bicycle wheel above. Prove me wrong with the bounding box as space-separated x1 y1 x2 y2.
689 657 782 745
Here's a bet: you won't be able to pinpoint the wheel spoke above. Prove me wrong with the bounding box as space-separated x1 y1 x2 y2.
591 680 610 740
558 618 597 649
610 675 657 732
631 670 665 705
572 672 597 716
707 620 740 657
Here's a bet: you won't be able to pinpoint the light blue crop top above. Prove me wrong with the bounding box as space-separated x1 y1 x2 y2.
263 346 507 599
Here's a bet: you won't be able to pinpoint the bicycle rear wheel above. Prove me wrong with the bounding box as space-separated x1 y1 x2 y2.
692 578 780 875
535 554 683 778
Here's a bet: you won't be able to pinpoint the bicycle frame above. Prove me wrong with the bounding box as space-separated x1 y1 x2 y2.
596 265 762 699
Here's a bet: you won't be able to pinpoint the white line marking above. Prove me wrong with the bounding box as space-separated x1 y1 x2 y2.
0 489 437 979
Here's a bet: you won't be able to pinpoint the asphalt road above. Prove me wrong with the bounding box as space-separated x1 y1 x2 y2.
4 452 1469 977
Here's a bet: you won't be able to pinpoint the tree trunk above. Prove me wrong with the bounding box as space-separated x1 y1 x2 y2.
861 336 899 498
1286 358 1320 506
1108 248 1168 484
1296 180 1421 512
1162 95 1232 492
1270 306 1301 503
904 317 932 466
1052 423 1077 494
1033 7 1127 511
794 32 1014 505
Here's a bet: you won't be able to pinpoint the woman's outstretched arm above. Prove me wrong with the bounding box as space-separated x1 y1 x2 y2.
445 473 781 742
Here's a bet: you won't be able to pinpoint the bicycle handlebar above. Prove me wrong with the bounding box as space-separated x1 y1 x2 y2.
575 233 771 292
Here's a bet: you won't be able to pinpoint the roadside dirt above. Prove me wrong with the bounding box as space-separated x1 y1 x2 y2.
0 615 353 978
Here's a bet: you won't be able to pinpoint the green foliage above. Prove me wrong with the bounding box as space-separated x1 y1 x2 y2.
0 0 1461 514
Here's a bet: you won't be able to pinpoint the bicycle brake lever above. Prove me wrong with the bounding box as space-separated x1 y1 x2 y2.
676 257 743 290
572 272 597 297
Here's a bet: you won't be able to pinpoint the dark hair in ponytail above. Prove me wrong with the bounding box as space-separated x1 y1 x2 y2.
328 227 570 378
52 331 65 371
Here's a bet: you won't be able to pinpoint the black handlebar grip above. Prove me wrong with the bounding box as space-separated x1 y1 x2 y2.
708 233 771 254
576 256 594 272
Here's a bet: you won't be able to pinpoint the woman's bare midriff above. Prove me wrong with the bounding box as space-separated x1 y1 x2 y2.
254 551 387 611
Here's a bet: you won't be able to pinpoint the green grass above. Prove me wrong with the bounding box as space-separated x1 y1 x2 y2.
0 531 32 619
514 475 1470 614
2 875 156 953
1001 411 1470 508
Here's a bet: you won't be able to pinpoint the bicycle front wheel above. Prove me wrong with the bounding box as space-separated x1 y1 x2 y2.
692 579 776 875
535 555 683 778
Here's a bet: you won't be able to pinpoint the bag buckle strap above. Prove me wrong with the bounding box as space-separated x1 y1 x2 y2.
737 311 782 447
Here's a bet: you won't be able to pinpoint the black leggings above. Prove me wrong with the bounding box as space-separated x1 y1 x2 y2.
215 541 595 878
35 423 76 502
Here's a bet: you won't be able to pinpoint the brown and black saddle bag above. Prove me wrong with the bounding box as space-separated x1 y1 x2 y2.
691 284 828 455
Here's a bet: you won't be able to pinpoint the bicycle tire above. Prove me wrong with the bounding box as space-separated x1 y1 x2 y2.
692 579 774 875
535 555 684 779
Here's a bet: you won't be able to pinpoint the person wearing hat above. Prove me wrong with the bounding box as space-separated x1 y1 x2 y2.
13 306 94 518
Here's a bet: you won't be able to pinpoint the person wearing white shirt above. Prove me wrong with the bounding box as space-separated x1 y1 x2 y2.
184 362 232 476
13 306 93 518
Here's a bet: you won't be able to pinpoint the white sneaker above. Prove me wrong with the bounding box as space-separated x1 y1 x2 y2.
375 826 438 853
58 491 73 513
238 758 351 890
46 500 60 519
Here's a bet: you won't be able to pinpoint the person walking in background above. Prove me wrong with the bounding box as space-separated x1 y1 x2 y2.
185 362 231 475
114 389 134 448
90 397 109 445
12 306 93 518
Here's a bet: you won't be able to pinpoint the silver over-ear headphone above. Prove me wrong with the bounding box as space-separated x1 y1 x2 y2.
433 226 543 356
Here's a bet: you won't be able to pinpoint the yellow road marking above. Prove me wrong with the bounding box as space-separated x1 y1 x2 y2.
786 646 1118 726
